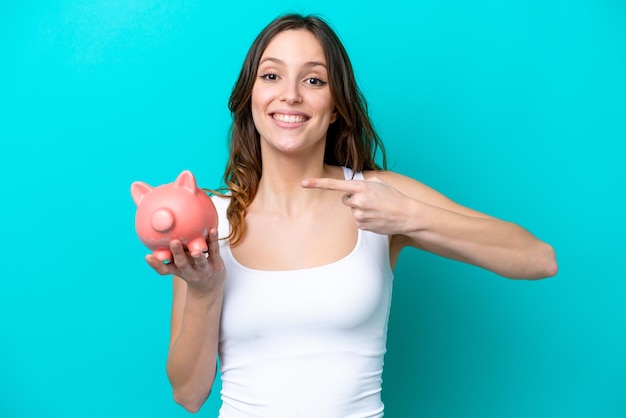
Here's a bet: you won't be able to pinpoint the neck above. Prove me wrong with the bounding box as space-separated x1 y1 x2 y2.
253 155 334 216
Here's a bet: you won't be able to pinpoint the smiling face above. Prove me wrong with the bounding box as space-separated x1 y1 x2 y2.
251 29 337 159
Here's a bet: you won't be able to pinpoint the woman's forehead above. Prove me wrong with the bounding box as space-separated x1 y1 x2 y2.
260 29 326 65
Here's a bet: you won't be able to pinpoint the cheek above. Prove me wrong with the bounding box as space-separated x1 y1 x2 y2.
251 85 262 111
307 91 334 114
251 80 272 104
251 88 267 121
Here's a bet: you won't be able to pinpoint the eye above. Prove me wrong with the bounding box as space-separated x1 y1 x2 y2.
260 73 279 81
305 77 328 87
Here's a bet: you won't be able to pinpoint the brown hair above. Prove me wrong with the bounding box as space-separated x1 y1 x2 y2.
222 13 387 245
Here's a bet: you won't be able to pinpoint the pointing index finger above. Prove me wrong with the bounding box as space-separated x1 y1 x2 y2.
301 178 360 193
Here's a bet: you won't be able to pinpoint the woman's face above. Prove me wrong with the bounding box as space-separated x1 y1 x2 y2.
251 29 337 158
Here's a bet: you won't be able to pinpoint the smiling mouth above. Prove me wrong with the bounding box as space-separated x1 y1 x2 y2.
272 113 309 123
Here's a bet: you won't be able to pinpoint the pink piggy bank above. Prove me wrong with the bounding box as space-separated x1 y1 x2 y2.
131 170 218 262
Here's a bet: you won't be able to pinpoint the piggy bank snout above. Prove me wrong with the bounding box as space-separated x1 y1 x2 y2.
151 208 175 233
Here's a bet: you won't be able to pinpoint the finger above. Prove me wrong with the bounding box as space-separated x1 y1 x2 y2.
301 178 361 193
145 254 179 276
207 229 219 255
301 177 355 192
170 240 192 269
207 229 224 267
191 250 209 269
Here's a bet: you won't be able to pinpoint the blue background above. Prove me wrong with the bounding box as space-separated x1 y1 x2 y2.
1 1 624 417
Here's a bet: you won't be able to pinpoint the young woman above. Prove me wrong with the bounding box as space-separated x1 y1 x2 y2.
145 13 557 417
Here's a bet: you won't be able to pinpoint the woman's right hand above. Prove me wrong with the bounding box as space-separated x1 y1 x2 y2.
145 229 226 294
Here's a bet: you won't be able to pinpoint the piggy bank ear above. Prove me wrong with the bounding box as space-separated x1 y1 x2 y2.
131 181 153 205
174 170 197 193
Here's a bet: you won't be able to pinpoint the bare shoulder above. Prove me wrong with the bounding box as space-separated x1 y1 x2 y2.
363 169 492 219
362 169 441 201
363 170 425 189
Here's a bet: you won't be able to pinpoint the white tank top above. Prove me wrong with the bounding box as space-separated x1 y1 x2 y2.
213 168 394 418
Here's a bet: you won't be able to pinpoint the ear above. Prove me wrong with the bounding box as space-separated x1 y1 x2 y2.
130 181 153 205
174 170 197 193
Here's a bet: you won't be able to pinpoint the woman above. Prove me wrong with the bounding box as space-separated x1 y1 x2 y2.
146 13 557 417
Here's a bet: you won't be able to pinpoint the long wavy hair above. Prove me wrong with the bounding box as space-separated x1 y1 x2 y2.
223 13 387 246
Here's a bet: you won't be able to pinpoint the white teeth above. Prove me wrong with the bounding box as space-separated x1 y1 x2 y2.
272 113 307 123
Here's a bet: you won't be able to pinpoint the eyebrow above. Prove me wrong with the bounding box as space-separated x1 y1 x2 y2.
259 57 327 69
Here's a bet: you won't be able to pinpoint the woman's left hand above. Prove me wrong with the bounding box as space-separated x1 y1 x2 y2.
302 176 412 235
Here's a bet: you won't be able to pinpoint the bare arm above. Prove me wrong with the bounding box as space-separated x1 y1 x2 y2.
302 172 557 279
146 229 225 412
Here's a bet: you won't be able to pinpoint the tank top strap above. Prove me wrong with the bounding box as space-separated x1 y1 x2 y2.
211 194 232 244
341 166 365 181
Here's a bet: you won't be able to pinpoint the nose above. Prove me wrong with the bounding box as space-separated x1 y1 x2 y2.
280 80 302 105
